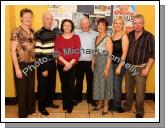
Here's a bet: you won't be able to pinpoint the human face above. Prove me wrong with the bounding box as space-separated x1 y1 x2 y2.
80 18 90 32
113 19 123 32
43 14 53 30
63 21 72 33
53 19 59 28
133 18 144 32
97 22 106 33
21 13 32 26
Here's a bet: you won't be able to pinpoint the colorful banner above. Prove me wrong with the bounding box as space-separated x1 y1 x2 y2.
113 5 136 33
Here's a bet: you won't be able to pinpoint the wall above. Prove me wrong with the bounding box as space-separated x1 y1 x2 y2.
5 5 155 97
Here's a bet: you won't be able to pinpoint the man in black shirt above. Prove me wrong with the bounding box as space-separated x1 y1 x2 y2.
123 14 155 118
35 12 59 116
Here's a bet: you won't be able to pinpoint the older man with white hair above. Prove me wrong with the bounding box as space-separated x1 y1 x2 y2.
74 16 98 106
35 12 59 116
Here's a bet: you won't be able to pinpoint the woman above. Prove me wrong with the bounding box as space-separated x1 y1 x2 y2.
54 19 81 113
92 18 113 115
10 8 36 118
109 16 129 113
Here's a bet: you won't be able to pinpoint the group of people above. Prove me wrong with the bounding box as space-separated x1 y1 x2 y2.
10 8 155 118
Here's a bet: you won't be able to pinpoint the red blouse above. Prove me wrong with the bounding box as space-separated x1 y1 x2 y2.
54 34 81 65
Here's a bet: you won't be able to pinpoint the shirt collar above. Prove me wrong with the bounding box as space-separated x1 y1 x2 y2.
132 28 146 34
80 29 93 34
42 26 51 31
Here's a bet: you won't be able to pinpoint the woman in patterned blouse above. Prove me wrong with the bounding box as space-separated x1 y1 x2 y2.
10 8 36 118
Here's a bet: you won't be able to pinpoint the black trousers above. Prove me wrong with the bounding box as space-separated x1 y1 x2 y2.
74 61 93 102
37 60 56 112
57 64 77 111
15 62 35 118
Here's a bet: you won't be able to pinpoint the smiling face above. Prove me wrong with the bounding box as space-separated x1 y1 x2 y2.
97 22 107 33
63 21 72 33
21 12 33 26
133 17 144 32
113 19 124 32
80 18 90 32
43 13 53 30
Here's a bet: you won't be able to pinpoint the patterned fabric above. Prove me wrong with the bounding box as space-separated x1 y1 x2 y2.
10 26 36 63
93 35 114 100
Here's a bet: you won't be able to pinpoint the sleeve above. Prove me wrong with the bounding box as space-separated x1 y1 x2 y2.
92 31 98 50
35 32 47 72
10 28 20 42
147 33 155 59
54 36 62 58
73 35 81 61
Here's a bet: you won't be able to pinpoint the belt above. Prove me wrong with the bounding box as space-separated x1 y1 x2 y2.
134 63 147 67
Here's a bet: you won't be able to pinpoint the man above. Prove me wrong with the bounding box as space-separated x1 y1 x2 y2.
124 14 155 118
74 17 98 106
35 12 59 116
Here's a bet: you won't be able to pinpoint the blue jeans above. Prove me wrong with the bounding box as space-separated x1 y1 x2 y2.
109 63 125 110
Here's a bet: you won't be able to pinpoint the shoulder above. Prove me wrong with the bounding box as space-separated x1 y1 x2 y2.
73 34 80 40
11 27 21 34
10 27 22 39
35 28 46 40
74 29 82 35
106 35 112 41
90 30 97 34
35 28 45 35
145 30 154 38
127 30 135 36
122 34 128 40
90 30 98 36
55 35 62 40
105 35 112 45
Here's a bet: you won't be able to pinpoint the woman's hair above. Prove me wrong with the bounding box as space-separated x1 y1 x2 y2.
20 8 33 17
97 18 109 30
60 19 75 33
111 16 126 37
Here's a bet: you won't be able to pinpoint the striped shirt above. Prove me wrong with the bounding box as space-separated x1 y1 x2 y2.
35 27 57 60
35 27 59 71
127 29 155 65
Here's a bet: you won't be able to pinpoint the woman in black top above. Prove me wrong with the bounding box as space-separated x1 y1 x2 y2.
109 16 129 113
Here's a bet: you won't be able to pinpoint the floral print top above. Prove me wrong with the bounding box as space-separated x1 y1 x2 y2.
10 26 36 63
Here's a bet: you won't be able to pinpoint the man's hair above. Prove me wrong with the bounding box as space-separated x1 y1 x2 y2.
133 14 144 23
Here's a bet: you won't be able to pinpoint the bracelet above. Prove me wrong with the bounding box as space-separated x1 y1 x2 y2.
69 62 73 66
121 59 125 62
120 59 125 64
